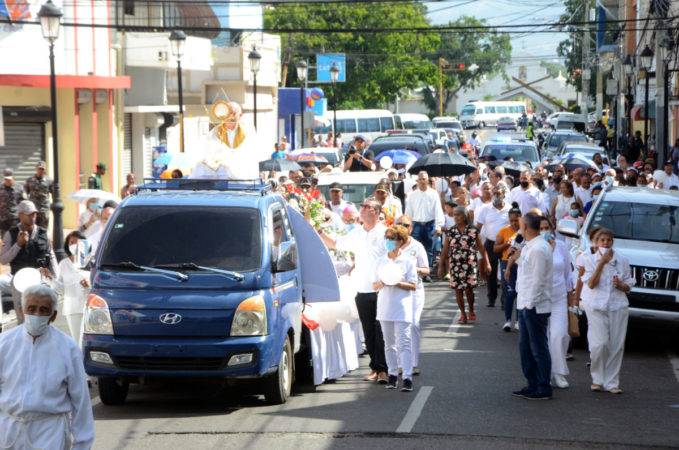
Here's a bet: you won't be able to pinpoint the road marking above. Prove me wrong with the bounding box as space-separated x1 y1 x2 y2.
396 386 433 433
669 353 679 384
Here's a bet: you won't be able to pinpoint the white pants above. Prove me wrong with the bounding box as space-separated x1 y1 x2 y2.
548 299 570 376
65 313 84 349
381 320 412 379
411 287 425 368
585 307 628 390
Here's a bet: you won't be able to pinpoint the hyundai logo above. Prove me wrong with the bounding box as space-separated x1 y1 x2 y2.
642 270 659 282
159 313 183 325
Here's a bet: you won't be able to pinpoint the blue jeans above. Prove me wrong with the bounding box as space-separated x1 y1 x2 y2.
518 308 552 396
411 220 435 267
500 261 517 322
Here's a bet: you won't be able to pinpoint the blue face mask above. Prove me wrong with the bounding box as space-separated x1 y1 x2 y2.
344 223 355 232
385 239 398 252
541 231 555 242
569 209 580 218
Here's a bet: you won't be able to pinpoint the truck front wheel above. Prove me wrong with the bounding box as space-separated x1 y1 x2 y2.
263 336 293 404
98 377 129 405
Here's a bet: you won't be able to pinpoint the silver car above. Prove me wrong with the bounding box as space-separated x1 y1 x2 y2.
559 187 679 326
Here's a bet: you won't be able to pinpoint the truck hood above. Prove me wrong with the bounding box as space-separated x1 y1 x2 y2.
613 239 679 269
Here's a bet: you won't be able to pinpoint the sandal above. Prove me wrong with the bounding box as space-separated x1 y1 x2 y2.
590 384 603 392
457 314 468 324
468 311 477 321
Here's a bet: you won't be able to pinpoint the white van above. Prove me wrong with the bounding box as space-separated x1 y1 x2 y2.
393 113 433 130
313 109 395 143
459 101 527 129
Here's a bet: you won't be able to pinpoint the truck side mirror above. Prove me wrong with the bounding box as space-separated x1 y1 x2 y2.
557 219 579 238
273 241 297 273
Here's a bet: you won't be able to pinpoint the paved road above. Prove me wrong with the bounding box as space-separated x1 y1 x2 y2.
87 280 679 450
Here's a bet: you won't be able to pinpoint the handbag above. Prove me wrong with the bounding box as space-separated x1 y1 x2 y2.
568 311 580 337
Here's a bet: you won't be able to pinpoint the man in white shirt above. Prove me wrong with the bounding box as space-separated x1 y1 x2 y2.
513 212 553 400
327 182 351 216
659 161 679 189
575 173 592 205
320 199 388 383
509 171 543 215
476 185 510 307
405 171 445 269
0 284 94 449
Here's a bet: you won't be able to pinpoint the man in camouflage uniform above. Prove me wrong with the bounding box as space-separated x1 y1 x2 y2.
23 161 53 228
0 169 24 237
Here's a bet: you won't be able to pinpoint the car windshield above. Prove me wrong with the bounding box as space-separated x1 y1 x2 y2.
461 105 476 116
318 184 376 205
588 201 679 244
498 117 513 122
403 120 433 129
562 146 600 158
100 206 262 272
481 144 539 163
370 139 428 155
434 121 460 130
549 133 586 148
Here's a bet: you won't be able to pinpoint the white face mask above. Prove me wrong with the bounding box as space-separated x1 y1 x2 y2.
598 247 611 256
24 314 51 336
69 243 78 255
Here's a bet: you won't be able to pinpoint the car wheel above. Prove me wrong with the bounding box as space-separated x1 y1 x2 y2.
263 336 293 404
98 377 129 405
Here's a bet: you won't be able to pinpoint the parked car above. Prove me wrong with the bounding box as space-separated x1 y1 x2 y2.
542 130 589 159
546 111 574 129
496 116 517 132
432 117 463 134
84 180 340 405
555 113 587 133
479 138 540 167
558 186 679 327
369 134 432 156
555 142 605 161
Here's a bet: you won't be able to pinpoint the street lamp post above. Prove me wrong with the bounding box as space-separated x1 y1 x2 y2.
640 45 654 152
622 55 633 136
169 30 186 153
38 0 65 261
330 63 340 148
248 46 261 130
296 60 308 148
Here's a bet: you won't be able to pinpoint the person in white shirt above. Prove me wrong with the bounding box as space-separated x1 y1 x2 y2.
575 173 592 206
509 171 543 215
87 206 114 257
405 171 445 268
0 284 94 450
581 229 634 394
513 212 553 400
78 198 103 238
469 182 492 225
476 185 511 307
592 153 610 173
395 216 430 375
373 225 419 392
658 161 679 189
320 199 389 384
327 182 351 216
539 217 574 389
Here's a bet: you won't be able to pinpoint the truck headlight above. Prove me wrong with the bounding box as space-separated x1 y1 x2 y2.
231 295 267 336
84 294 114 335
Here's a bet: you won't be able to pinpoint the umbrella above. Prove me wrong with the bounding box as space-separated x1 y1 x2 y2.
293 153 329 164
407 152 477 177
546 155 596 173
497 160 531 177
70 189 118 203
376 149 420 165
259 158 302 172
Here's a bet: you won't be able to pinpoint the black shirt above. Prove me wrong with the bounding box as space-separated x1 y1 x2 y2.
344 149 375 172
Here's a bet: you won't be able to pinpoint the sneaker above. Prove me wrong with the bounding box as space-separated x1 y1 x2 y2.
413 367 421 376
401 378 413 392
512 387 534 398
514 321 520 331
524 392 552 400
423 276 432 283
552 374 569 389
486 302 495 307
502 321 511 332
386 375 398 390
444 273 451 281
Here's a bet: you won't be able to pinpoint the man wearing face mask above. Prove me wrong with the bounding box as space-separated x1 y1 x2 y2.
509 171 543 215
583 184 603 214
0 284 94 449
0 201 58 324
87 206 115 257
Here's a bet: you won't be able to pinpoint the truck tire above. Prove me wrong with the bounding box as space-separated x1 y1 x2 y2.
293 326 316 393
98 377 129 405
263 336 293 404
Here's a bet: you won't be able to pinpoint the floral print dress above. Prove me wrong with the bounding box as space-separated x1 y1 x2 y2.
446 224 480 289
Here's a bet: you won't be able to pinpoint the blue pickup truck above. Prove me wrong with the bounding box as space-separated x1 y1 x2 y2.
82 180 339 405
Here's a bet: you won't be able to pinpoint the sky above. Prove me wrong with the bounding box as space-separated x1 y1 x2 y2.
426 0 569 66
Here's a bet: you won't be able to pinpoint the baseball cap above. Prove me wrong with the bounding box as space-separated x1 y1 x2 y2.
17 200 38 215
36 161 46 169
374 183 389 193
329 182 343 191
3 168 13 179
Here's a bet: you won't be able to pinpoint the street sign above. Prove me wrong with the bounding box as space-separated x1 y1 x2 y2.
316 53 346 83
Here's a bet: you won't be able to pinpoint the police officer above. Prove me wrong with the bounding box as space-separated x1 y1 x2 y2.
0 200 57 323
24 161 54 228
0 168 23 237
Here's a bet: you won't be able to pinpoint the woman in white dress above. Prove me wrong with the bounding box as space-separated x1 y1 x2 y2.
53 231 90 346
551 180 579 223
539 217 573 388
373 225 418 392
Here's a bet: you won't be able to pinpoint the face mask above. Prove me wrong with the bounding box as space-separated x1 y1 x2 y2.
592 193 599 201
24 314 51 336
605 176 614 185
68 243 78 255
492 196 503 208
598 247 611 256
541 231 554 242
344 223 355 232
385 239 398 252
520 181 529 189
569 209 580 218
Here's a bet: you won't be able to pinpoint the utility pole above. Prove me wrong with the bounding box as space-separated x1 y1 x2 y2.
581 0 590 115
655 31 666 166
438 57 446 117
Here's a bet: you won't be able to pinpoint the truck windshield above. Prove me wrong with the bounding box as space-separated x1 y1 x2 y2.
588 201 679 244
100 206 262 272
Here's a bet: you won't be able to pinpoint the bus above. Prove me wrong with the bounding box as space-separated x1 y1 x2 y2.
313 109 395 143
459 101 527 129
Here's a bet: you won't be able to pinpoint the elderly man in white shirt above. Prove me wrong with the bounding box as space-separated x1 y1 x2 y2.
0 284 94 450
405 171 445 268
658 161 679 189
320 199 389 384
513 212 554 400
509 171 544 215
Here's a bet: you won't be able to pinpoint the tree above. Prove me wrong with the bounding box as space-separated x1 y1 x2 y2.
420 16 512 115
264 2 440 108
540 60 567 78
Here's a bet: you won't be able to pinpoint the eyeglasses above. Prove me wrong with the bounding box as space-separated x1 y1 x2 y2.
397 222 411 227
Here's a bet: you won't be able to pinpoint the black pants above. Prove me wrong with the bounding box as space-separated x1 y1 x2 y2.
355 292 387 372
484 239 500 305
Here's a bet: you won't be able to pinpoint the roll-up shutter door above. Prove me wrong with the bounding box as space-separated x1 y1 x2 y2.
122 113 133 176
0 123 45 187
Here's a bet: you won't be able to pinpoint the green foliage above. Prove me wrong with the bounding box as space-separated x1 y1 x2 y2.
556 0 596 100
540 60 567 78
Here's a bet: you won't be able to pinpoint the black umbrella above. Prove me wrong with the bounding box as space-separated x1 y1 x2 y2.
407 152 476 177
546 155 596 173
259 158 301 172
497 160 531 177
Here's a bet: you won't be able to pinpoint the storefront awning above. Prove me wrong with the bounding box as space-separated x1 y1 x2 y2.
0 74 131 90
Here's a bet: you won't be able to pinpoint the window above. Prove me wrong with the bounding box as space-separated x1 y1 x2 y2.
476 109 483 114
358 118 381 133
588 202 679 244
519 105 526 113
394 116 403 128
336 119 357 133
496 106 508 114
380 116 395 131
484 106 496 114
461 105 476 116
403 120 433 129
271 206 292 246
123 0 134 15
482 144 539 163
100 206 262 272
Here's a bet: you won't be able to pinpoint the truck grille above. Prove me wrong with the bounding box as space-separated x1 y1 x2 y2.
628 292 679 312
114 356 225 371
630 266 679 291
